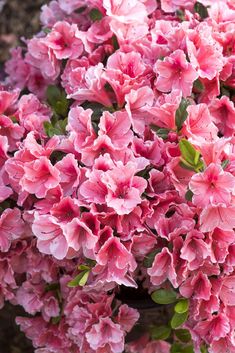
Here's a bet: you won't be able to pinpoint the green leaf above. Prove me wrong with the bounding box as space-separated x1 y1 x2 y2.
151 289 178 305
221 159 229 170
194 2 209 19
175 299 189 314
200 345 208 353
67 270 90 287
185 189 193 202
43 28 51 34
176 9 185 21
171 311 188 329
170 343 183 353
175 329 191 343
193 78 204 93
112 35 119 51
175 98 191 131
143 249 160 268
150 125 170 140
89 8 103 21
47 85 61 107
179 139 198 164
51 316 61 325
78 264 90 271
182 346 194 353
179 139 204 172
150 325 171 340
45 282 60 292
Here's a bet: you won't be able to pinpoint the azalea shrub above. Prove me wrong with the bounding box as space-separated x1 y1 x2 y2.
1 0 235 352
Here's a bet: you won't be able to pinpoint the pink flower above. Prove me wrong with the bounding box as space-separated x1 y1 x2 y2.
45 21 83 60
86 317 124 353
116 304 140 332
187 24 224 80
180 272 212 300
96 236 137 284
200 205 235 232
0 208 24 252
21 157 60 198
160 0 195 13
26 38 60 80
220 276 235 306
180 230 209 270
55 154 80 196
32 213 68 260
125 86 154 135
64 215 98 258
98 111 133 148
0 87 19 115
102 162 147 215
155 49 198 97
63 59 112 106
195 314 230 344
17 94 51 136
103 0 148 24
105 51 149 107
189 163 235 208
209 96 235 137
182 104 218 142
148 247 178 288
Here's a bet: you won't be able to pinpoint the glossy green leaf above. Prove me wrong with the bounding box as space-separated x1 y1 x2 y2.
170 343 183 353
185 189 193 202
67 270 90 287
51 316 61 325
150 125 170 140
47 85 61 107
175 329 191 343
150 325 171 340
151 289 178 305
193 78 204 93
89 8 103 21
175 299 189 314
179 139 204 172
182 346 194 353
171 311 188 329
194 2 209 18
112 35 119 51
175 98 191 131
221 159 229 170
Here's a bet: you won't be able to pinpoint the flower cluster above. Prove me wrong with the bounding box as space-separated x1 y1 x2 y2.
1 0 235 352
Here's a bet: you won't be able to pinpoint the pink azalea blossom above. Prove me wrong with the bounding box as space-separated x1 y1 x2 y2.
45 21 83 60
155 49 198 97
32 213 68 260
189 163 235 208
148 247 178 288
0 208 24 252
101 162 147 215
86 317 124 353
21 157 60 198
195 314 230 344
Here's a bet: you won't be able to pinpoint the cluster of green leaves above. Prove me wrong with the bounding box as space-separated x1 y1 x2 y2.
44 85 70 137
151 288 189 329
179 139 204 173
150 288 199 353
68 260 96 288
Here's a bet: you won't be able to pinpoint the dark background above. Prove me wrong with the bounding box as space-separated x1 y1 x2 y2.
0 0 48 64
